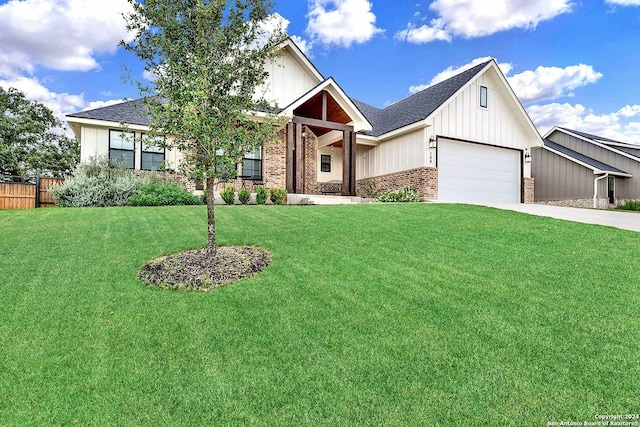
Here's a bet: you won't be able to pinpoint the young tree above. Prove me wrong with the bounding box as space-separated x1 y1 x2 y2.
121 0 287 256
0 87 79 178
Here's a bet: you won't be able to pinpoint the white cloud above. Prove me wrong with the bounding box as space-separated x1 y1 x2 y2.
395 0 573 44
606 0 640 5
0 76 123 135
507 64 602 104
409 57 513 94
0 0 134 76
306 0 384 47
527 103 640 142
290 35 313 56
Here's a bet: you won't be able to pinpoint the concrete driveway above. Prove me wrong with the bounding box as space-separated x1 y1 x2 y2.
480 203 640 233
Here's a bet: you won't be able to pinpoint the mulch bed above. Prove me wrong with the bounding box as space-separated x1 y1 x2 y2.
138 245 272 291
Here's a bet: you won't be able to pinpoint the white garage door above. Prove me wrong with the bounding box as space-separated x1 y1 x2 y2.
438 138 521 203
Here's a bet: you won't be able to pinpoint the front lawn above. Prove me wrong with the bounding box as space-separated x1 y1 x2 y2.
0 204 638 425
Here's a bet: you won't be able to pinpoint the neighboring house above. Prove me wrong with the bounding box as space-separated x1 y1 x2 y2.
532 127 640 208
67 39 543 203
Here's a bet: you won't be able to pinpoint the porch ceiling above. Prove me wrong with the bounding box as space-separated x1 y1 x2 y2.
293 90 352 137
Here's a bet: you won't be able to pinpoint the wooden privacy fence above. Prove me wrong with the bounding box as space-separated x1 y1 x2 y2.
0 172 64 210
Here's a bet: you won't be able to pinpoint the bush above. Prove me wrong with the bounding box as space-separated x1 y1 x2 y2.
238 188 251 205
220 184 235 205
49 156 144 207
269 187 287 205
129 181 203 206
255 186 269 205
616 200 640 211
375 187 422 203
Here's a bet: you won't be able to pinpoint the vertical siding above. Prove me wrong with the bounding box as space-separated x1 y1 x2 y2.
430 69 534 151
531 147 596 200
547 130 640 198
80 126 108 162
261 51 318 109
356 129 426 179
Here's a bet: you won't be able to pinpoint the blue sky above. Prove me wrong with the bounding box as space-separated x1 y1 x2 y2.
1 0 640 142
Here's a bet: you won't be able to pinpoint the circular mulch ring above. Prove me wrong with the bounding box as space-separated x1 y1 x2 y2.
138 246 272 291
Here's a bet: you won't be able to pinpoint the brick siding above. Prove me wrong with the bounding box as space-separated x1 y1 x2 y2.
356 167 438 200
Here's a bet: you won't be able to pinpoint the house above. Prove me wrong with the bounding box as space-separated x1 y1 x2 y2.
67 39 543 203
531 127 640 208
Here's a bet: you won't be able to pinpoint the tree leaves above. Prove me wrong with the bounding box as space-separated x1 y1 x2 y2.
0 87 79 177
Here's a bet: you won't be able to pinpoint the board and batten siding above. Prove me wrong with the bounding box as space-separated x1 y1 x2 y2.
79 125 182 171
429 70 533 153
356 128 427 179
261 49 320 110
547 130 640 199
531 147 602 200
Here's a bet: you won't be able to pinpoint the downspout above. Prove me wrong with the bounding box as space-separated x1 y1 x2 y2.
593 173 609 209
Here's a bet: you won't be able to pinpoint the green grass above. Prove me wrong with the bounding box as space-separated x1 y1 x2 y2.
0 204 639 426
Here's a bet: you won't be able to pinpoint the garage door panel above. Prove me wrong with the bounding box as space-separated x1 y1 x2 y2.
438 139 521 203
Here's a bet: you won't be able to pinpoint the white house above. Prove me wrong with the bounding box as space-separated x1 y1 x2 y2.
67 39 543 203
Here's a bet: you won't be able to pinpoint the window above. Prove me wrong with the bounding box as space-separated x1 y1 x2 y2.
480 86 488 108
141 133 165 170
320 154 331 172
109 129 135 168
240 147 262 180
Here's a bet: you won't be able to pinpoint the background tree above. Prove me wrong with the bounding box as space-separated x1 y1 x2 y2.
122 0 287 256
0 87 79 178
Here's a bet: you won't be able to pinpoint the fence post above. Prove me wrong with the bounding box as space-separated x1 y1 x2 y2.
35 169 41 208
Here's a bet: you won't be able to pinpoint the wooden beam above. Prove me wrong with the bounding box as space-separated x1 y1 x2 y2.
292 116 353 133
295 122 304 194
349 131 356 196
342 130 350 196
322 91 327 122
286 122 295 193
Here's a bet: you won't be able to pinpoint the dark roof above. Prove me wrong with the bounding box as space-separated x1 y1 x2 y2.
353 60 492 136
67 60 491 136
67 97 152 126
544 139 629 175
557 127 625 144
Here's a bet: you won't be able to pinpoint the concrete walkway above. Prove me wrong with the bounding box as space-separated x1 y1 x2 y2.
479 203 640 233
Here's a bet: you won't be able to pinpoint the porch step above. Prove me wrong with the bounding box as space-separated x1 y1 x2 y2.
287 194 363 205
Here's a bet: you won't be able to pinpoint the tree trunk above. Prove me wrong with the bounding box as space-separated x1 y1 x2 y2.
206 176 217 258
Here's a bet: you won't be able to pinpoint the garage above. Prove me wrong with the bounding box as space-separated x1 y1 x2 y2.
437 138 521 203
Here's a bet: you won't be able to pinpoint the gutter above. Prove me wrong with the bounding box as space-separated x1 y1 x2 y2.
593 173 609 209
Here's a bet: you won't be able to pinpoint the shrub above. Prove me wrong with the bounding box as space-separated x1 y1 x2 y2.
269 187 287 205
375 187 422 203
49 155 144 207
616 199 640 211
220 184 236 205
359 178 379 198
255 186 269 205
129 181 203 206
238 188 251 205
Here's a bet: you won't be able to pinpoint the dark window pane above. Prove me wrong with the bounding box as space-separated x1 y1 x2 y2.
321 154 331 172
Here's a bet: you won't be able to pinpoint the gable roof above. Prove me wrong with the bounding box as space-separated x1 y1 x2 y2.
281 77 372 133
546 126 640 163
67 98 151 126
352 61 491 137
543 139 631 176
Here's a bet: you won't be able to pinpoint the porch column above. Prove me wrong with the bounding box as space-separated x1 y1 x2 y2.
286 122 295 194
295 122 304 194
342 130 356 196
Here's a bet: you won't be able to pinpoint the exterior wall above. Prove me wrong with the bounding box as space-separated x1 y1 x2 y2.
547 130 640 199
356 167 438 200
523 177 534 204
78 124 183 171
261 49 320 109
317 146 343 183
536 198 612 209
356 128 427 179
531 146 598 201
428 68 536 159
